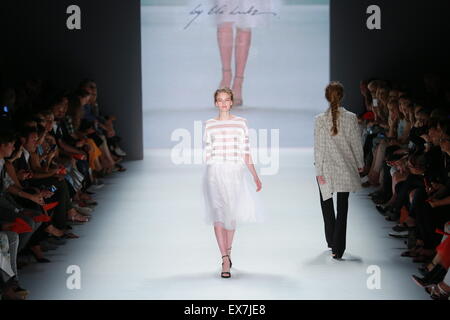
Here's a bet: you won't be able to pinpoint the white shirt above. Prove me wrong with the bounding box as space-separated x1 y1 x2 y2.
0 159 15 191
22 148 30 164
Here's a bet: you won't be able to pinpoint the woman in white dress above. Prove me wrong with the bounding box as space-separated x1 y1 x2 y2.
203 87 262 278
314 81 365 260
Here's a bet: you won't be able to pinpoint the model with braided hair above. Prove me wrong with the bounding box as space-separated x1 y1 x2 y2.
314 81 365 259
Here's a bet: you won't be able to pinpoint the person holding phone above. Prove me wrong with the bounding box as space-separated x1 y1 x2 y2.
314 81 364 259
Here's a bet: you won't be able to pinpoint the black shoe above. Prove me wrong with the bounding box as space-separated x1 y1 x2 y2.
14 286 29 298
418 266 430 277
332 250 343 259
412 264 446 287
221 255 231 278
375 205 390 215
30 250 51 263
389 230 409 238
385 210 400 221
392 223 411 232
47 235 67 245
373 197 389 205
369 191 383 198
332 254 342 260
1 286 25 300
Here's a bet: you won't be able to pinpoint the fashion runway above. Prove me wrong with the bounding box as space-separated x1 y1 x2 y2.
18 146 429 299
16 3 429 299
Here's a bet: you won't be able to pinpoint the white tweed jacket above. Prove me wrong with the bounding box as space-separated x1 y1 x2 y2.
314 107 364 201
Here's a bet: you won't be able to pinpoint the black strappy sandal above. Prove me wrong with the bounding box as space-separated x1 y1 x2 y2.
221 255 231 278
227 247 232 268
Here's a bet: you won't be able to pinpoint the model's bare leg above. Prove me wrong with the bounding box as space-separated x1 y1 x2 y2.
214 225 231 274
226 229 235 260
232 27 252 106
217 22 234 88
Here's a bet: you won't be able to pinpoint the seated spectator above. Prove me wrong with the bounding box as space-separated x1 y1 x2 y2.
0 231 24 300
359 74 450 300
79 79 126 169
16 127 89 227
0 75 128 300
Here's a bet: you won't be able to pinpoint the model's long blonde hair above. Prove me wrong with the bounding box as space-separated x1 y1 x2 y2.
325 81 344 136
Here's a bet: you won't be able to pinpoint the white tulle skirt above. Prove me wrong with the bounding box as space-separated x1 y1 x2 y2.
202 162 263 230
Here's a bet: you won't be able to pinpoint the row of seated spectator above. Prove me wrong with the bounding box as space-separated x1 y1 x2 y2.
357 74 450 300
0 78 127 299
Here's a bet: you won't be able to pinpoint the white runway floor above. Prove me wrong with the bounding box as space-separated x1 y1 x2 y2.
19 147 429 300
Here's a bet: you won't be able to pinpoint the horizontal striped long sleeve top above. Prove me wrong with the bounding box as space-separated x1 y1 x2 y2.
203 116 250 164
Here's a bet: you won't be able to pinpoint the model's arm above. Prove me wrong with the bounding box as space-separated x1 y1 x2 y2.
349 114 365 171
203 124 212 163
314 117 325 180
244 153 262 192
243 120 261 192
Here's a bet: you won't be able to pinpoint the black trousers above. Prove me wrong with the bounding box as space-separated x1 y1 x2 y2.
413 188 450 249
392 174 425 213
318 185 350 258
380 163 393 200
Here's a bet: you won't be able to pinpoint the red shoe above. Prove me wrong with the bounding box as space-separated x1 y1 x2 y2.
33 214 51 223
43 202 59 211
9 218 33 234
63 232 80 239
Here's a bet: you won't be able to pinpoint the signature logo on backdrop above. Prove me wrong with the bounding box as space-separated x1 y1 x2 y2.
184 3 278 30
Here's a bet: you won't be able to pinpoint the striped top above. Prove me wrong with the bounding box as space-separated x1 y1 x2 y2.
203 116 250 164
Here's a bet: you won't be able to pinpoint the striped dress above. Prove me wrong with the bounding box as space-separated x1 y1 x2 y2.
202 116 260 230
203 116 250 164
